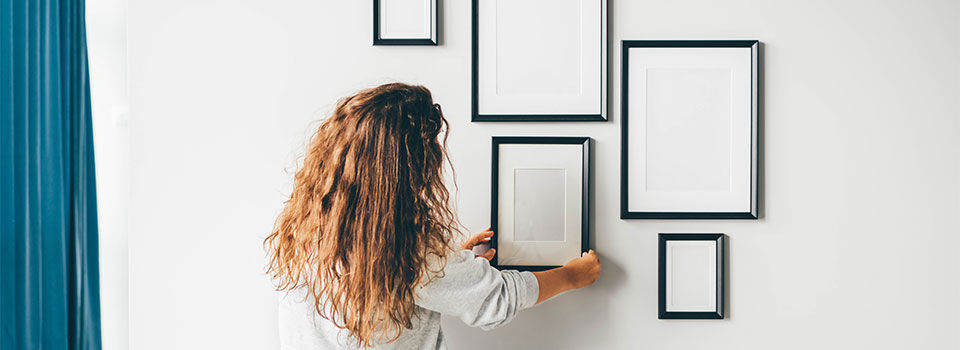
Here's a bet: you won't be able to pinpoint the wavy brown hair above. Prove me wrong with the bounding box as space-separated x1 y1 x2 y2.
264 83 457 346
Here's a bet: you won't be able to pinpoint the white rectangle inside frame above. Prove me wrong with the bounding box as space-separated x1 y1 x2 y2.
622 41 758 219
666 240 718 312
474 0 606 120
495 139 587 267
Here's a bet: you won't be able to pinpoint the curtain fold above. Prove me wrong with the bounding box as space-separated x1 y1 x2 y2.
1 0 103 349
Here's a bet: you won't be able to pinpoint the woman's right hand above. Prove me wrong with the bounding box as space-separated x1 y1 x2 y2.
532 250 601 304
561 250 601 289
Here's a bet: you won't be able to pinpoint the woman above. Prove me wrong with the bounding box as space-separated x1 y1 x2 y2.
265 83 601 349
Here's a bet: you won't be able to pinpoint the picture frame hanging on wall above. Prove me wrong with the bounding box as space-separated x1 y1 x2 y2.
490 137 591 271
472 0 607 122
373 0 438 45
659 233 725 320
621 40 759 219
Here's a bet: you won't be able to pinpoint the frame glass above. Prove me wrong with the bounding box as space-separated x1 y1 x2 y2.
659 233 726 319
490 137 591 271
621 40 759 219
373 0 438 45
472 0 607 121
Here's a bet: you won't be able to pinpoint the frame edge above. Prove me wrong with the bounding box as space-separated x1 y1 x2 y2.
621 40 761 220
472 1 608 122
658 233 726 320
490 136 592 270
372 0 440 46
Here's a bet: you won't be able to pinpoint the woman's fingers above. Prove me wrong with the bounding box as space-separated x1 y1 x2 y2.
582 250 598 263
461 230 492 250
479 248 496 261
461 229 494 250
460 229 496 261
564 250 602 288
470 230 492 246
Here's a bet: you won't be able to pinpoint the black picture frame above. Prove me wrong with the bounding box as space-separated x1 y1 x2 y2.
620 40 760 219
658 233 725 320
373 0 439 46
471 0 607 122
490 136 591 271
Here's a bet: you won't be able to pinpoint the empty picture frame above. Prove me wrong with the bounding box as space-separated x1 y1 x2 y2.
472 0 607 121
659 233 725 319
373 0 438 45
621 40 759 219
491 137 590 271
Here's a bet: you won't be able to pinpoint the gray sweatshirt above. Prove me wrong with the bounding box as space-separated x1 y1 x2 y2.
278 250 540 349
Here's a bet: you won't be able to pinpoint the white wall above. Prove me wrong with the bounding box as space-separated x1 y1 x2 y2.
87 0 129 348
125 0 960 349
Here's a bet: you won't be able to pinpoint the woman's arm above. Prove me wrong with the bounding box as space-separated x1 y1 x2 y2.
414 249 539 330
413 231 601 331
460 229 602 305
532 250 601 304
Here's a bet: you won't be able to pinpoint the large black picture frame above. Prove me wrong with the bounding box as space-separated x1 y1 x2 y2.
490 137 591 271
373 0 439 46
658 233 726 320
471 0 607 122
620 40 760 219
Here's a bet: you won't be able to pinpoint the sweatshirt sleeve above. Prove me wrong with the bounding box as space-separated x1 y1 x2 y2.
414 250 540 331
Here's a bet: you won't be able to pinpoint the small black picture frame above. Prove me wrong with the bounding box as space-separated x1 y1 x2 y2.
373 0 439 46
621 40 760 219
490 137 591 271
658 233 725 319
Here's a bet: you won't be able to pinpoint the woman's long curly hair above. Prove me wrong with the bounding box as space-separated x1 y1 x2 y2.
264 83 457 346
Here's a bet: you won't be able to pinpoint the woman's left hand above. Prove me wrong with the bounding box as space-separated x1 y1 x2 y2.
461 228 496 261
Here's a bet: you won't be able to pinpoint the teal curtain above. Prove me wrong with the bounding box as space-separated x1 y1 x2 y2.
1 0 103 349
